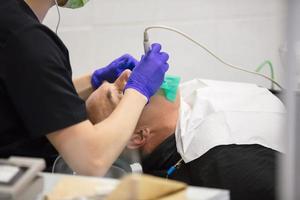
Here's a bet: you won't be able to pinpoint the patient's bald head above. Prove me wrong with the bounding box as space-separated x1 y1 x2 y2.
86 70 180 155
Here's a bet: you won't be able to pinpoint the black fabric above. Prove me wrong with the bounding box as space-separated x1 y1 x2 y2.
142 135 279 200
0 0 87 169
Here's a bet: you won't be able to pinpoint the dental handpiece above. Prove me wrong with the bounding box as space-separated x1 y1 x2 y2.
143 31 151 54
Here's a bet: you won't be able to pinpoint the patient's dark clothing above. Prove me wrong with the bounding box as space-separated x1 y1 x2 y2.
142 135 279 200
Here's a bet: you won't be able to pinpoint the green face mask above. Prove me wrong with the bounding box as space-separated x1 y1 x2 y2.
160 74 181 102
63 0 90 9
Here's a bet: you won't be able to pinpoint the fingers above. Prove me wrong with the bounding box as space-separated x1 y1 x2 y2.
151 43 162 53
160 52 169 63
162 63 169 72
123 69 132 78
114 54 129 66
115 69 132 89
149 43 169 63
119 54 130 61
117 54 138 70
127 57 138 70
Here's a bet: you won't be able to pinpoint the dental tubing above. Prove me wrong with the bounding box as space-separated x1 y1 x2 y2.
143 25 283 90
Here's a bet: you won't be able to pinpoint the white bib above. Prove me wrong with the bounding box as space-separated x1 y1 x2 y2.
175 79 286 163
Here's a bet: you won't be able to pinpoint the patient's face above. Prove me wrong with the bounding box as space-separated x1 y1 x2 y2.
86 70 130 124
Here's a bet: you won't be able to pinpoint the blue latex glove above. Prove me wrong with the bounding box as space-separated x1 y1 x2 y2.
91 54 138 89
124 43 169 101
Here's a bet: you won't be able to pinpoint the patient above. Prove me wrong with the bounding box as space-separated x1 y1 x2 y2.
86 70 281 200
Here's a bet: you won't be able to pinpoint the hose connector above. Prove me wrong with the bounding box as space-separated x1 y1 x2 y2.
143 30 151 54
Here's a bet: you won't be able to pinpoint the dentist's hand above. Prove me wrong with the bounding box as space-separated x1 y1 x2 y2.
124 43 169 101
91 54 138 89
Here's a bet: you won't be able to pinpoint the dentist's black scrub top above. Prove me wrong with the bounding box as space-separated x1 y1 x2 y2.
0 0 87 169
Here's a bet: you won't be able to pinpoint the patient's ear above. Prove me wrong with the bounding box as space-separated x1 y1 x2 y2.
127 128 150 149
115 69 131 91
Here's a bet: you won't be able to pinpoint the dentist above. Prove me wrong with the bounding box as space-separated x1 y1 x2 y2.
0 0 169 175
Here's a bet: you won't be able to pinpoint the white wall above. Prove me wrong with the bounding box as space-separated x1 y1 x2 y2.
44 0 287 89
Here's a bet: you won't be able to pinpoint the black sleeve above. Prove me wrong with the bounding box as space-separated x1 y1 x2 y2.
3 25 87 138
